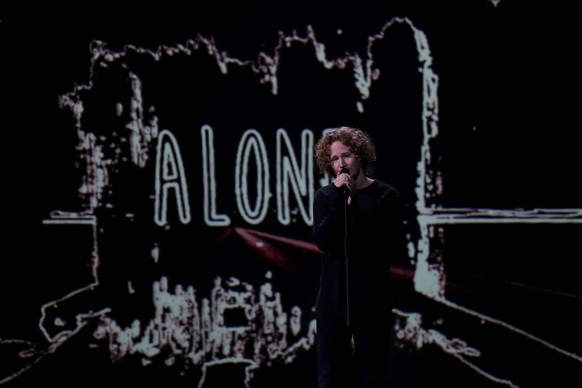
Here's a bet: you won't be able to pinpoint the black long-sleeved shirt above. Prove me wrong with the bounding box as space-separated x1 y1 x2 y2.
312 180 404 327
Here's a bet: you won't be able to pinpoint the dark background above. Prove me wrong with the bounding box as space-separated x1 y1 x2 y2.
2 1 581 386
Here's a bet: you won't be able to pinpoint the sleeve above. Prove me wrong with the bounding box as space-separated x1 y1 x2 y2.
381 187 407 259
312 185 346 254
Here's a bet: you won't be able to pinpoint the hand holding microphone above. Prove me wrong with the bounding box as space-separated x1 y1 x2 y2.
339 167 351 196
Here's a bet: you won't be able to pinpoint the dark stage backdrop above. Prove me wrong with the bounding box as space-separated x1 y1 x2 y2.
2 2 581 387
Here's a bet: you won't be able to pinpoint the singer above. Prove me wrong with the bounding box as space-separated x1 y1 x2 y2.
312 126 405 388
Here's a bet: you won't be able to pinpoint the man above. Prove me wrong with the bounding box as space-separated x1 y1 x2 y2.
312 126 405 387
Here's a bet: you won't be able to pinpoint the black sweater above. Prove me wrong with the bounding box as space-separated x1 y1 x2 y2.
312 180 405 327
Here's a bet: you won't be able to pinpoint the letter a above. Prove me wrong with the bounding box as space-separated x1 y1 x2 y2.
154 129 191 226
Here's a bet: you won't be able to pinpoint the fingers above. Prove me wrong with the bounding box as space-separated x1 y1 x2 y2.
341 173 353 191
334 173 350 190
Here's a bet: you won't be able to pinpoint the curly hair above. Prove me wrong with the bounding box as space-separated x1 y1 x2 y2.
314 126 377 178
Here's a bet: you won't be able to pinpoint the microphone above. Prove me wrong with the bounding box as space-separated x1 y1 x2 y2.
340 167 350 195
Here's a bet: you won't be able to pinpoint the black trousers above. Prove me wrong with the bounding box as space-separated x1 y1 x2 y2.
316 314 391 388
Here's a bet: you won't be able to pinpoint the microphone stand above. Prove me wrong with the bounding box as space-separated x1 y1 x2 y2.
339 167 351 328
343 188 350 328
